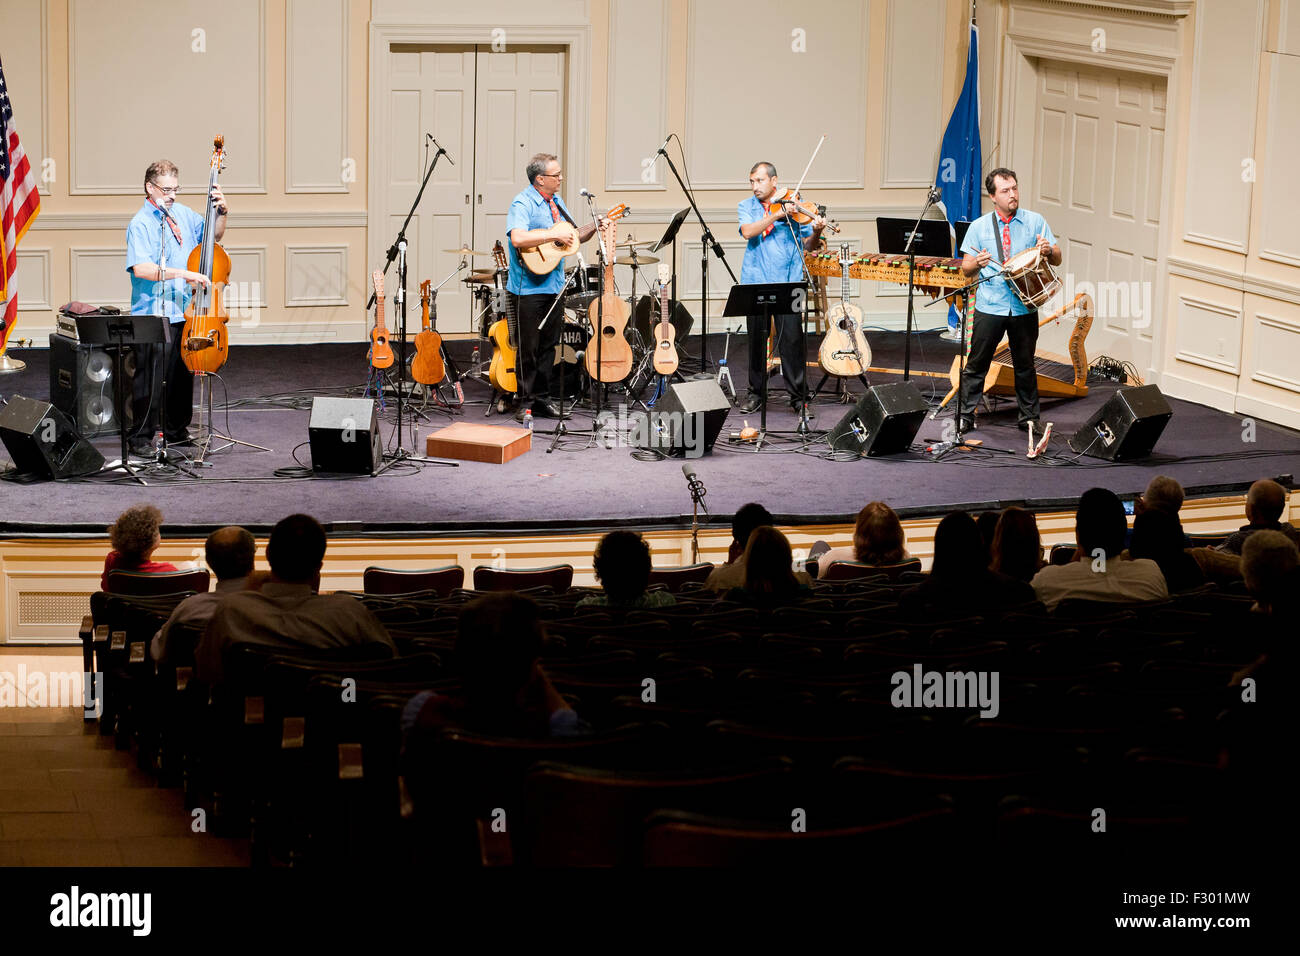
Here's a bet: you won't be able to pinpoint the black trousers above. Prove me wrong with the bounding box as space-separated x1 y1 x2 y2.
130 323 194 440
959 307 1040 423
747 312 806 401
511 292 565 405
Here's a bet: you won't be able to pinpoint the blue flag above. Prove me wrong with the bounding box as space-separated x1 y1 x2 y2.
935 23 981 331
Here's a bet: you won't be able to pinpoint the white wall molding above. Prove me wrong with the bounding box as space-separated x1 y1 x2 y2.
30 211 368 231
1166 255 1300 307
285 0 350 193
14 247 52 312
285 244 349 307
605 0 669 191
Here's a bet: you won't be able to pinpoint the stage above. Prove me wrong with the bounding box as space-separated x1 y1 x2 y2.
2 331 1298 537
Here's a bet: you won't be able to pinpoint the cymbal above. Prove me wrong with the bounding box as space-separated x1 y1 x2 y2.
443 246 492 256
614 253 660 265
616 239 656 249
462 271 497 284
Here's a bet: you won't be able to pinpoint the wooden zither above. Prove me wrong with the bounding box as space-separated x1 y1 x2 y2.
933 291 1094 414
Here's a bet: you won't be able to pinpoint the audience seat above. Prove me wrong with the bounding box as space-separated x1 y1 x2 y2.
646 562 716 592
472 565 575 593
107 567 211 595
363 565 464 596
1048 544 1076 565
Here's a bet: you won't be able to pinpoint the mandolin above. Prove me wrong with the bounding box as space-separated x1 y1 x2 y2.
518 202 630 275
584 217 635 383
369 270 395 369
819 242 872 377
652 262 678 377
487 241 518 394
411 279 445 385
182 135 231 374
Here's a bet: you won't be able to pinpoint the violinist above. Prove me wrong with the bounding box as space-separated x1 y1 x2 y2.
124 160 227 456
737 161 826 415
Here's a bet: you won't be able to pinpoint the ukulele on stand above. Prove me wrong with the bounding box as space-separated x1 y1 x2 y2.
411 279 445 386
585 217 635 383
652 262 678 377
369 270 395 369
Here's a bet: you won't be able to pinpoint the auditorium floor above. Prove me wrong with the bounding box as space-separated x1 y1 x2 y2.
3 333 1299 534
0 707 249 866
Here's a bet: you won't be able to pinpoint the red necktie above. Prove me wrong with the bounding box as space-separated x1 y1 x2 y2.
548 197 562 223
998 214 1013 258
151 200 183 244
761 203 775 238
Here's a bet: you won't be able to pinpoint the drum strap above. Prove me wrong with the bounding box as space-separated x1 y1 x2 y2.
990 212 1006 265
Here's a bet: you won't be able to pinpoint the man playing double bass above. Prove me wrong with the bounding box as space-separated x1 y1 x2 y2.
124 159 227 456
958 167 1060 435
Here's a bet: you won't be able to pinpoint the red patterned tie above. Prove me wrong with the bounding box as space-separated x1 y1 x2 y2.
998 214 1013 259
151 199 183 244
548 197 562 223
761 202 775 238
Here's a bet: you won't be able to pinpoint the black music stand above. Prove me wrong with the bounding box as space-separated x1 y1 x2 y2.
723 281 804 449
876 216 952 380
650 208 690 315
76 314 167 485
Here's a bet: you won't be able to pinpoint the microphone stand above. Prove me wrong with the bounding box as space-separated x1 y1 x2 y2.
683 465 709 564
900 188 941 381
656 138 737 375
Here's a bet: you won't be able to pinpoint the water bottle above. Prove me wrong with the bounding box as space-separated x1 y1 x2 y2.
152 430 165 462
523 409 533 432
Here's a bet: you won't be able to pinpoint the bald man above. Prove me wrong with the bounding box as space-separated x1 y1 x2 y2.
1219 479 1300 555
151 526 256 663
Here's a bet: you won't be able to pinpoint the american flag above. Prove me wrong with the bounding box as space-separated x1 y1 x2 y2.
1 57 42 348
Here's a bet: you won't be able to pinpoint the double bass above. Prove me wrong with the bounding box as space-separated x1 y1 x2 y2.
182 136 231 374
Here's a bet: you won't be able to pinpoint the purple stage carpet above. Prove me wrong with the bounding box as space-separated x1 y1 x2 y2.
2 332 1298 535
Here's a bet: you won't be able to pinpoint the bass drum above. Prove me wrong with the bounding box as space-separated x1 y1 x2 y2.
550 313 591 400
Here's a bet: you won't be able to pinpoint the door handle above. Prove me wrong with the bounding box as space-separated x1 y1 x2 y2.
464 194 470 205
477 194 483 204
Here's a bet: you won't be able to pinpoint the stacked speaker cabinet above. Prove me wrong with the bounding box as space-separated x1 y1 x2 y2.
1068 385 1172 461
49 333 123 438
308 397 382 475
0 395 105 479
826 382 927 457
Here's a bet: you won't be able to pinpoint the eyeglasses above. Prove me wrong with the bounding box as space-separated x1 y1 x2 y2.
543 170 564 180
150 182 180 195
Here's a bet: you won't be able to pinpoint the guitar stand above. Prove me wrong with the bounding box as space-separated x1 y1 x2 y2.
809 368 870 406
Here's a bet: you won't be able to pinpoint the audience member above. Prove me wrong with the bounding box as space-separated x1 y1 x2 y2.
577 531 676 609
815 501 911 578
975 510 1000 566
150 527 255 664
705 503 813 591
1218 479 1299 555
404 592 588 739
900 511 1035 611
989 506 1045 584
1125 474 1189 550
723 526 810 607
196 514 393 684
101 504 177 590
1240 529 1299 616
1031 488 1168 611
1128 509 1204 593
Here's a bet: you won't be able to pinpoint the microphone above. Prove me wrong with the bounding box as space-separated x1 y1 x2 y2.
579 188 594 198
426 134 454 164
928 186 942 203
682 463 696 482
656 133 672 155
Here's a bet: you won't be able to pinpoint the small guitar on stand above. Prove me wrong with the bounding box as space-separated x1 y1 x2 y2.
518 202 630 275
652 262 678 377
819 242 872 377
585 216 635 383
369 270 395 369
487 241 518 396
411 278 445 386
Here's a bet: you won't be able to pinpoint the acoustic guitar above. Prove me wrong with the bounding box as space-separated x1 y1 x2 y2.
518 202 630 275
584 218 635 383
487 241 518 394
818 242 872 376
369 270 394 369
411 279 445 385
652 262 678 377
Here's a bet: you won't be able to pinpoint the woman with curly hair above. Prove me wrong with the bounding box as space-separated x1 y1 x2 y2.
101 504 177 590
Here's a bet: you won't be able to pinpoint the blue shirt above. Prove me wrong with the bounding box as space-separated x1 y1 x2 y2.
959 208 1056 316
126 200 206 322
738 195 812 285
506 184 577 296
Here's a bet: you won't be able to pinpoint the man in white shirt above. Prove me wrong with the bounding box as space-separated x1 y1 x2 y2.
197 514 393 685
1032 487 1168 611
151 526 255 664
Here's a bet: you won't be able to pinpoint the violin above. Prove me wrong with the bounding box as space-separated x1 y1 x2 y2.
769 188 840 233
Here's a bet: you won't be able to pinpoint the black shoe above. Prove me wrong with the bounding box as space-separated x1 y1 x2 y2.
1018 419 1041 432
165 429 196 446
738 392 763 414
958 417 976 433
790 401 816 420
533 400 570 420
514 405 533 423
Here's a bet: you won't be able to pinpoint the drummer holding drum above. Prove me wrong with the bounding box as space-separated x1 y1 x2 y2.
958 167 1061 434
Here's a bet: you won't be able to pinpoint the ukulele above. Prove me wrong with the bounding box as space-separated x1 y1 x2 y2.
652 262 678 377
518 202 631 275
411 279 445 385
487 241 518 394
182 135 231 374
584 218 635 382
818 242 872 376
369 270 394 369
